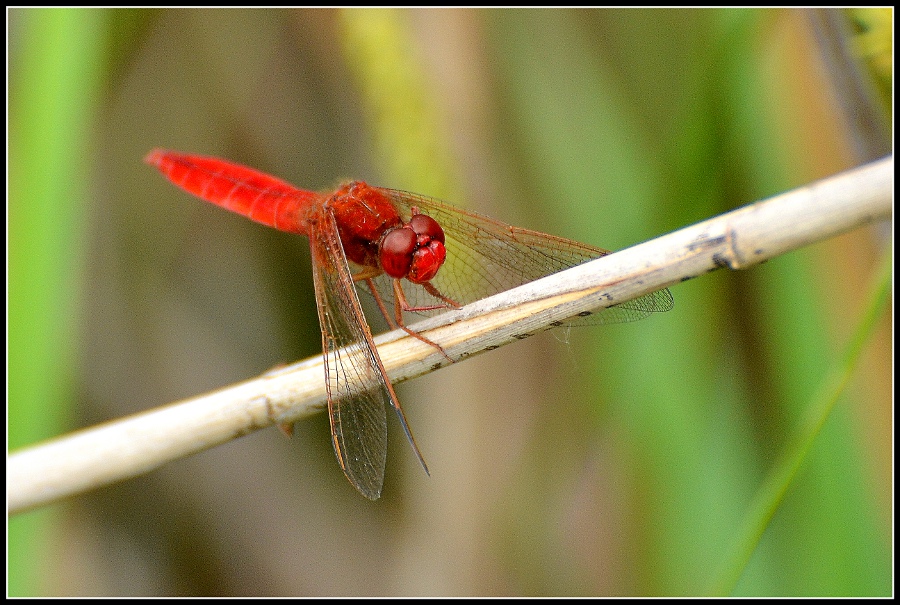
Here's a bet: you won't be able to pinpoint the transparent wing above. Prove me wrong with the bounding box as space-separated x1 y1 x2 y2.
309 206 428 499
358 188 673 325
309 207 392 500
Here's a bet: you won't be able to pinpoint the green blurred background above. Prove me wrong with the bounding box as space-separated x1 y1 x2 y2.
8 8 892 596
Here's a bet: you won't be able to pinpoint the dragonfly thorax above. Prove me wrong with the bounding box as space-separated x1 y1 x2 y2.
329 181 404 269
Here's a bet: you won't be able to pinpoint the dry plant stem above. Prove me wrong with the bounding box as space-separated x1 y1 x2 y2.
8 156 892 516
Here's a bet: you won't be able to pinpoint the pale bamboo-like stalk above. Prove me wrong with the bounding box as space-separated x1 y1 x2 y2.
8 156 892 516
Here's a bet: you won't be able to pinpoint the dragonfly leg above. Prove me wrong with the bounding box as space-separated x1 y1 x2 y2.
363 277 399 330
419 281 462 310
392 279 455 363
351 266 382 282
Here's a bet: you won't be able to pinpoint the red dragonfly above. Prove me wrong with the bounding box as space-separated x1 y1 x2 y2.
146 150 673 499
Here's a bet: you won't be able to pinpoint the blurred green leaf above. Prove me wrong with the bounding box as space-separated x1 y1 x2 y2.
9 7 108 596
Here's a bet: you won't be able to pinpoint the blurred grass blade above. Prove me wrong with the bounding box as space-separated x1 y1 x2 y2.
337 8 458 197
8 7 107 596
709 248 892 596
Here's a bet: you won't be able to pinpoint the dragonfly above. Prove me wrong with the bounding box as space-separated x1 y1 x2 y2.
145 149 673 499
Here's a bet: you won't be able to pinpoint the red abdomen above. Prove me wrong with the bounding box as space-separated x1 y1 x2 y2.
145 150 318 235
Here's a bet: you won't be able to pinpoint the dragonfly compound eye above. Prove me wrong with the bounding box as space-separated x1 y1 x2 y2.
380 227 417 278
408 214 445 244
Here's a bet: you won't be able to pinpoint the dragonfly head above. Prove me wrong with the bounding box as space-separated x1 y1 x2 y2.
379 213 446 284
